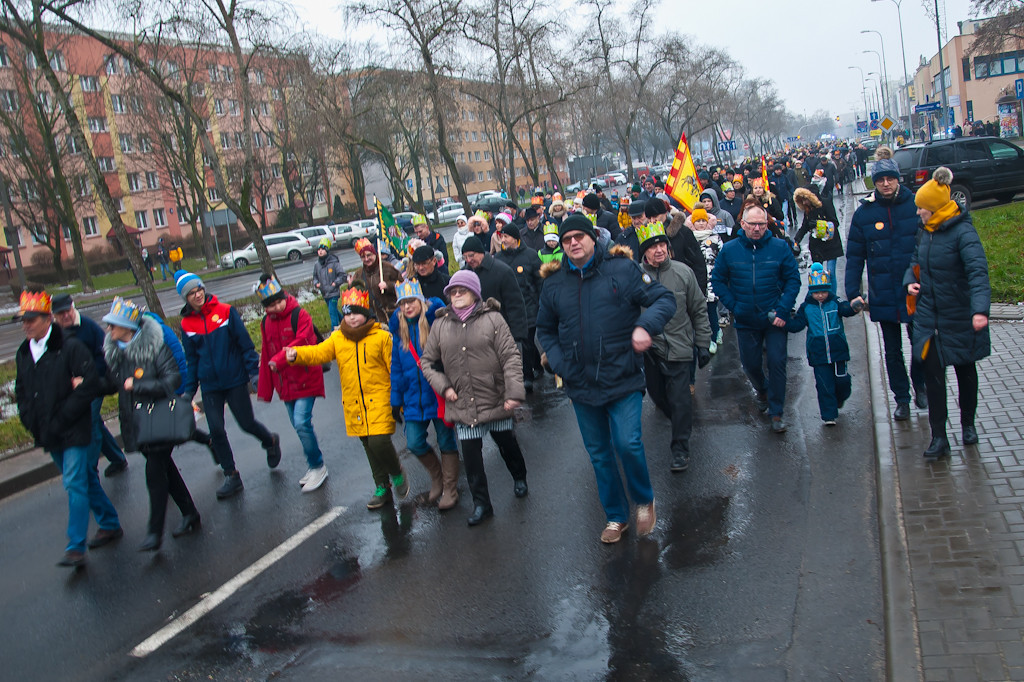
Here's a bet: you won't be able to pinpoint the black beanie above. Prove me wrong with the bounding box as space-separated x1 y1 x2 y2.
644 198 668 218
502 223 521 241
558 213 597 243
461 235 486 254
627 200 646 217
582 194 601 211
412 245 436 263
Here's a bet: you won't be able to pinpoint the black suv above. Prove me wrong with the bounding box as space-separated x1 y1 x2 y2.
891 137 1024 210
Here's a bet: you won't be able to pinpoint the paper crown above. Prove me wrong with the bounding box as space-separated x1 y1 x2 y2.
531 195 544 205
102 295 142 329
542 222 559 237
256 275 284 302
619 196 630 206
808 263 831 291
636 221 668 248
411 213 427 226
475 210 489 219
353 237 374 255
17 290 51 318
395 279 425 304
317 237 331 250
341 285 370 310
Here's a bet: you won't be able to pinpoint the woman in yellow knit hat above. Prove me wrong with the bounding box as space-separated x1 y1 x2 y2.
904 167 991 461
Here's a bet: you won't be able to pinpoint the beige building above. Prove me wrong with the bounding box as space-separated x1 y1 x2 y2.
911 16 1024 138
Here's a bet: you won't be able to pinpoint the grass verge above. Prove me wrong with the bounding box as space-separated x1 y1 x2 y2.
973 201 1024 303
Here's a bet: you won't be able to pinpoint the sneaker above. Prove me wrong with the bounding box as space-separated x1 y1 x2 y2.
392 471 410 500
265 433 282 469
755 392 769 412
216 472 244 500
366 485 392 509
716 329 724 345
301 466 328 493
636 502 656 536
600 522 628 544
718 315 731 328
57 550 86 568
708 340 718 355
104 459 128 477
87 527 124 549
771 417 787 434
670 453 689 472
823 419 837 426
298 469 315 487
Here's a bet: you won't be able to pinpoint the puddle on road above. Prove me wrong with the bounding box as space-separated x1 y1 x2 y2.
662 496 734 570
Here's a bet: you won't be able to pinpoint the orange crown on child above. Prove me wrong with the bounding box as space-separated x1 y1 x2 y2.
341 285 370 310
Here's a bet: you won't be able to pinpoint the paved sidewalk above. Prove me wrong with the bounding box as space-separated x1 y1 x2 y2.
872 317 1024 681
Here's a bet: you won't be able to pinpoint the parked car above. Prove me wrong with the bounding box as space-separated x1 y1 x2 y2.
393 211 417 234
891 136 1024 211
220 233 315 269
291 225 335 249
602 172 627 186
473 195 510 214
331 220 378 248
431 200 467 224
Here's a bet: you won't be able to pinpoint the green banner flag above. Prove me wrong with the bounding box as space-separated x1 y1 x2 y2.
375 197 410 258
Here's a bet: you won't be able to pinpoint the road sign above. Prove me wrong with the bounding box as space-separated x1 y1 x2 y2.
785 136 799 142
1016 78 1024 100
879 116 897 132
856 121 869 134
915 102 941 113
743 143 749 150
406 179 414 190
869 111 879 120
870 128 882 138
716 140 736 152
869 119 881 131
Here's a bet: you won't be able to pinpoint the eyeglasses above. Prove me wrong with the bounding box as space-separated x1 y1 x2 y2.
187 287 205 297
742 221 768 229
448 287 470 296
561 233 588 245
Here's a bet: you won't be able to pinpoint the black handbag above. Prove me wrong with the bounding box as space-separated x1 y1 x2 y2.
133 397 196 447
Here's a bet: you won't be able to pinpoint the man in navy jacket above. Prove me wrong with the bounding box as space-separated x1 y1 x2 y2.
712 203 801 433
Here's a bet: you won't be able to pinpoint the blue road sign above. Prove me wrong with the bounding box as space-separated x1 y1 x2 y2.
1016 78 1024 100
915 102 941 113
869 111 879 120
406 179 414 190
716 141 736 152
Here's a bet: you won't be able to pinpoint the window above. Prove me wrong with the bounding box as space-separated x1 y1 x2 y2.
471 131 478 142
31 226 45 244
82 216 98 237
80 76 99 92
230 132 242 148
925 145 956 167
178 205 190 223
134 210 149 229
191 82 205 97
208 187 220 202
264 195 273 210
119 134 133 153
208 65 219 82
315 189 325 204
474 151 481 162
47 50 65 71
25 52 37 70
276 193 285 209
486 170 493 181
974 60 988 79
228 99 240 116
146 171 159 189
171 171 183 188
990 58 1003 77
277 120 285 132
260 101 269 116
105 55 119 75
127 173 141 192
986 140 1021 160
272 88 282 100
138 135 151 152
110 94 125 113
76 176 92 197
249 69 264 84
152 208 166 227
130 96 143 114
220 132 231 149
962 57 971 82
88 116 107 132
253 131 262 148
0 46 8 67
214 98 224 115
476 171 484 182
97 156 115 172
115 196 124 212
0 90 17 112
266 132 274 146
272 163 281 178
7 226 20 246
484 151 490 160
20 179 39 200
222 65 234 82
960 141 989 162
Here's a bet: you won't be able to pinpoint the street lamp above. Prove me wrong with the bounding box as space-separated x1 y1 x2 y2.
848 66 869 123
866 75 880 115
864 49 888 114
872 0 912 122
862 30 892 115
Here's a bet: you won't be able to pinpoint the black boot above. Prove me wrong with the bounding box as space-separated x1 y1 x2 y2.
139 533 162 552
171 513 202 537
962 425 979 445
923 436 951 460
467 505 493 526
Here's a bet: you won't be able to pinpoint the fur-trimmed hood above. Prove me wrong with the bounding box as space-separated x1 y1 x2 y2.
793 187 821 211
540 243 634 278
103 315 164 368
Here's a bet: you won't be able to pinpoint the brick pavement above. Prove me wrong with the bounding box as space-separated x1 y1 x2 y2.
885 320 1024 681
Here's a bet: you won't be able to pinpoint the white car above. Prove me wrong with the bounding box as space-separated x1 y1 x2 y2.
431 201 467 224
331 220 378 247
290 225 335 250
219 233 315 268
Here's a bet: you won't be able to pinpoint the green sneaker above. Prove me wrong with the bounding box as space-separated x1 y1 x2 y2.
366 485 392 510
391 471 410 500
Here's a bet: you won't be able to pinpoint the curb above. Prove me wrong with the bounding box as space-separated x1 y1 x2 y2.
864 315 924 682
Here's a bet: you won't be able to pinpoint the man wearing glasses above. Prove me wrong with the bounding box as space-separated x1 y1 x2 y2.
536 213 675 544
711 203 801 433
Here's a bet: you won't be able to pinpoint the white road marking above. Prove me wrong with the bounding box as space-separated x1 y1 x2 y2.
129 506 345 658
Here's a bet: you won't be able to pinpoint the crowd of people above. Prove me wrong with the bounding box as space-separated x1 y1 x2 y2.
15 139 993 567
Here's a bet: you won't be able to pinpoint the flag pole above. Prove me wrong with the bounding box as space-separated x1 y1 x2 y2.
377 238 384 284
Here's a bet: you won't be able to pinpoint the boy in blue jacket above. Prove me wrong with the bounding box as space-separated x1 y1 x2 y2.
786 264 862 426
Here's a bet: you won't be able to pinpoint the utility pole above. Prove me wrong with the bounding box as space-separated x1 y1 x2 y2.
934 0 949 137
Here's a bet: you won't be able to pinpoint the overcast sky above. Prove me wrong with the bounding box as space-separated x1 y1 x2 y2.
290 0 977 119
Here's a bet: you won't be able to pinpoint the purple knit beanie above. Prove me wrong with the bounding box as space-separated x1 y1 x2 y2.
444 269 483 301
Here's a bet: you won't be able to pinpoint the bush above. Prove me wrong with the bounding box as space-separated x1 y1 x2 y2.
274 205 301 230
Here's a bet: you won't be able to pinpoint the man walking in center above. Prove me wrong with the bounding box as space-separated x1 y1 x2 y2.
536 213 675 544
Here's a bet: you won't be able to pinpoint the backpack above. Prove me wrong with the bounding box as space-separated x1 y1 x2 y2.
262 307 330 373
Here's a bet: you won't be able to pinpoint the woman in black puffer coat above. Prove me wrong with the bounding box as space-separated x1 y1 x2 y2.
794 187 844 291
104 299 201 551
904 167 991 460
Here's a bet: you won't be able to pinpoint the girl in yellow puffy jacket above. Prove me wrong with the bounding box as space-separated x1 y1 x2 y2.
286 285 409 510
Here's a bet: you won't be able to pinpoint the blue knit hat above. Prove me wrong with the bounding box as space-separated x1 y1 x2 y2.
174 269 203 300
808 263 831 292
870 145 900 183
102 296 142 330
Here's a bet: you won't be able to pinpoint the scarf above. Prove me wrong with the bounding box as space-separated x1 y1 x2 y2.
453 303 477 321
339 317 376 343
923 200 960 233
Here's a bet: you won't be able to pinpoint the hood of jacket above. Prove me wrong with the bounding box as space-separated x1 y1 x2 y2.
103 316 164 368
539 242 633 279
700 189 722 212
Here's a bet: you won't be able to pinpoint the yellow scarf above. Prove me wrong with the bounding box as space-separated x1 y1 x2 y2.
923 200 960 232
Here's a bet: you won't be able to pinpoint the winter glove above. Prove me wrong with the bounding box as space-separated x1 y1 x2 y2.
697 348 712 369
391 405 404 424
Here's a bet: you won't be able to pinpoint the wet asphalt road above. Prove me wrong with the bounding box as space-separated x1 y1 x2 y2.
0 196 888 680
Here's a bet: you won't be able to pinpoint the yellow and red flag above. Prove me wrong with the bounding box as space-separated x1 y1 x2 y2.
760 156 770 192
664 133 703 212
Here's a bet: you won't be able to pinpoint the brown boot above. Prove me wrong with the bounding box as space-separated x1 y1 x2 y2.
415 449 444 504
438 450 460 511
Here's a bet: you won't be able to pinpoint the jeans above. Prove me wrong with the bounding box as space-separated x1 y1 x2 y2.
460 430 527 508
91 398 127 465
49 445 120 553
823 259 838 294
572 391 654 524
141 444 197 535
736 326 789 417
878 321 925 404
326 297 340 330
203 383 275 474
644 354 693 458
813 361 852 420
159 261 172 281
707 301 721 340
404 418 458 455
285 397 323 469
922 351 979 438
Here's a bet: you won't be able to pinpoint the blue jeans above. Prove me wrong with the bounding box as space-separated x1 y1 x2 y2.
736 326 789 417
879 320 925 404
404 418 458 455
326 297 340 330
203 383 275 474
813 361 852 420
284 397 323 468
572 391 654 524
159 261 172 280
49 445 120 553
91 398 126 464
824 259 838 294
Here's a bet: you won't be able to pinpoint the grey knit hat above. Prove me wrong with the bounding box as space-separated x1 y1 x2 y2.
871 146 900 183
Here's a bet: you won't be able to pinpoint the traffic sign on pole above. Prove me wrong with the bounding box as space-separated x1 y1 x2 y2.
869 111 879 120
879 116 896 132
1016 79 1024 100
914 102 941 113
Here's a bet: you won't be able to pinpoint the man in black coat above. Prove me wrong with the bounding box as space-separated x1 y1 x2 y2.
411 245 450 303
615 200 645 258
15 287 122 568
495 224 544 390
582 193 621 241
519 207 545 253
52 294 130 477
460 235 528 344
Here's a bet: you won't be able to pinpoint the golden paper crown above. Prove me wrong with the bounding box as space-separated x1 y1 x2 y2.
353 237 374 255
18 290 51 317
342 286 369 310
636 220 667 246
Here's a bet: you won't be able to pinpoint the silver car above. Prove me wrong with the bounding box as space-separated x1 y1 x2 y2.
220 233 315 268
291 225 335 250
331 220 378 248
